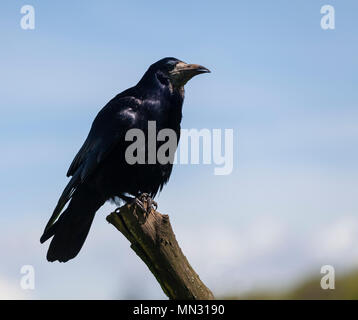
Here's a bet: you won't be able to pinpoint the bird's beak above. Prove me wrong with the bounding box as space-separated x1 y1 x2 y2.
169 62 210 86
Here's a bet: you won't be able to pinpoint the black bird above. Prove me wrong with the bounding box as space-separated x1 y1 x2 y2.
40 57 210 262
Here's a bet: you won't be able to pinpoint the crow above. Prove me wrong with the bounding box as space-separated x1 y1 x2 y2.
40 57 210 262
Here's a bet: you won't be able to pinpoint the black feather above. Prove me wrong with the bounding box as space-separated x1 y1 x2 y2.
40 57 208 262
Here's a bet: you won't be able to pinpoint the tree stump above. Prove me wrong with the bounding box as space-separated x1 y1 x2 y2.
106 199 214 300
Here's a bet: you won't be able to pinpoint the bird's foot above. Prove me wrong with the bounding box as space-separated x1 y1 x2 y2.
135 193 157 215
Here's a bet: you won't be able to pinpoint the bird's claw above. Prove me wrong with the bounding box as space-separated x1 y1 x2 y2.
135 193 157 215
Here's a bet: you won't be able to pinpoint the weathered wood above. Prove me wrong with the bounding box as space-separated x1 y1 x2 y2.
106 200 214 300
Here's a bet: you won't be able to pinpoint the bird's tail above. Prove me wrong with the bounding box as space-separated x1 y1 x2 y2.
40 184 105 262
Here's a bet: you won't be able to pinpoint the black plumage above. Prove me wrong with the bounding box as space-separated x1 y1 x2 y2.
40 57 210 262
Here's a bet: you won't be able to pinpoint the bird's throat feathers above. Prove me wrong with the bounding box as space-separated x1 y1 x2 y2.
137 70 184 110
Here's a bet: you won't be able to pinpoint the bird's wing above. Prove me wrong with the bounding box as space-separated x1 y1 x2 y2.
70 96 141 179
43 96 141 233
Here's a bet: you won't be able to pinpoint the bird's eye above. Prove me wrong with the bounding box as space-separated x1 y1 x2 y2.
166 61 177 70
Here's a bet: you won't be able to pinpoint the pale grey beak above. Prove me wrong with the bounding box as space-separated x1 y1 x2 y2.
169 62 211 86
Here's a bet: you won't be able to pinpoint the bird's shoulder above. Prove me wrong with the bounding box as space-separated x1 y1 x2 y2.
91 91 147 133
66 91 142 178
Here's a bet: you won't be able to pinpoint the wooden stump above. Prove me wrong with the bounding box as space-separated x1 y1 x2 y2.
106 200 214 300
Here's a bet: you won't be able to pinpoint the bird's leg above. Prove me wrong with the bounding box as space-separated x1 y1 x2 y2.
118 194 136 204
146 194 158 213
135 193 157 215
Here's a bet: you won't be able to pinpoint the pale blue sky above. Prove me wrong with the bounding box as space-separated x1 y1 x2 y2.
0 0 357 298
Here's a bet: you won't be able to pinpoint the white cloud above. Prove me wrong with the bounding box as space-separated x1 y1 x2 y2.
311 216 358 264
2 209 358 298
177 216 288 295
0 277 28 300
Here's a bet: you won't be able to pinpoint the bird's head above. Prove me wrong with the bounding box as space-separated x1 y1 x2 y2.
141 57 210 89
